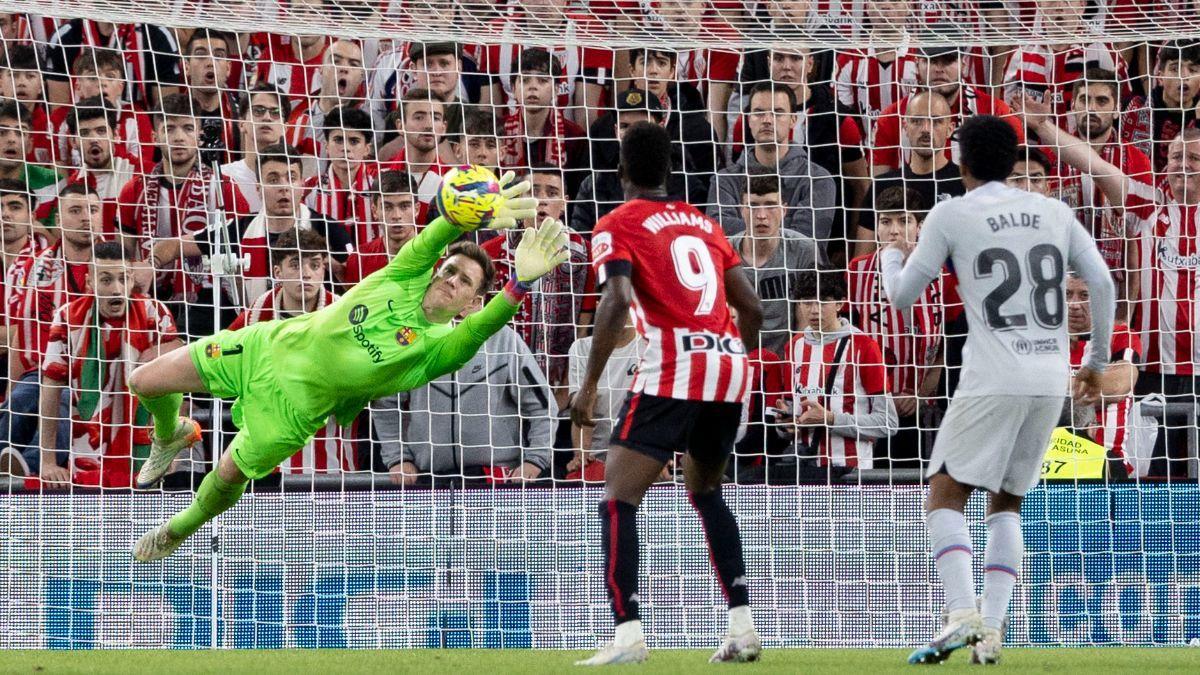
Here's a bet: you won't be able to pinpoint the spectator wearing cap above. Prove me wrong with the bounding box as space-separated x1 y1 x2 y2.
369 41 478 145
500 48 588 195
708 82 836 259
570 88 708 233
627 48 717 178
870 46 1023 175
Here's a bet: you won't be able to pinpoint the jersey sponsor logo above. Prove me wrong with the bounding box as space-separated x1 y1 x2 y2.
395 326 417 347
591 231 613 263
1156 240 1200 269
679 332 746 355
348 304 384 363
205 343 242 359
1032 338 1061 355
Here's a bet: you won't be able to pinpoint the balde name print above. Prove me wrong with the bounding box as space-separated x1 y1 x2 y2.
987 212 1041 232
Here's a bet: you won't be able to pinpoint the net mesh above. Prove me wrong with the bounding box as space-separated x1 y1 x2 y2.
0 0 1195 651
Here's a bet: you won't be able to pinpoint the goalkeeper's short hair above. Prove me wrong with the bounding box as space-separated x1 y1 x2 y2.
445 241 496 294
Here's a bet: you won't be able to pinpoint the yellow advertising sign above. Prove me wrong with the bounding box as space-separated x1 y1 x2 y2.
1041 428 1107 480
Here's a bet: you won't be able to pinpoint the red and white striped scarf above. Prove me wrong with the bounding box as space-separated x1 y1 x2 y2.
139 162 214 300
501 108 568 170
305 163 374 247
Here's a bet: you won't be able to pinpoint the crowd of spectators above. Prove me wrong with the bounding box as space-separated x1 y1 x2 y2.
0 1 1195 489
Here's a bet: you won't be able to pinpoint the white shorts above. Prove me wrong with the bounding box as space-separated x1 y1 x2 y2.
927 395 1064 496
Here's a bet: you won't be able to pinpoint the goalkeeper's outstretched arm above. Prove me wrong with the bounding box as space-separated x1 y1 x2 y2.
387 170 540 282
428 218 571 378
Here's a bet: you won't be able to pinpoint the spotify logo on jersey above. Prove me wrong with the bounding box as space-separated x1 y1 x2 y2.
349 304 369 325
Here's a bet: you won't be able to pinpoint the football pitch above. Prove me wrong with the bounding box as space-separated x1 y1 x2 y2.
1 648 1194 674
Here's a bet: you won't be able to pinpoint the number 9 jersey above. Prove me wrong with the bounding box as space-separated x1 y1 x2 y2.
592 197 750 403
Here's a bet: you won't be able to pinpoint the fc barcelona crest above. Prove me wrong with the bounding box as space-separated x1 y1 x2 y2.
396 327 418 347
205 343 221 359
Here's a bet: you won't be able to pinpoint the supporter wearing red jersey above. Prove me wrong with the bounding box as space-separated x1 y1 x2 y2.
1123 40 1200 173
254 30 329 112
182 29 241 164
287 39 370 159
474 0 614 127
119 94 248 337
871 47 1024 175
378 89 454 208
483 166 594 404
161 145 352 303
1 44 55 165
35 242 183 487
40 99 138 229
1032 108 1200 479
0 184 103 472
783 269 895 471
500 49 588 195
49 48 155 172
572 122 764 665
342 171 419 288
222 85 291 217
1066 274 1141 480
303 106 376 249
228 229 359 475
1053 72 1151 305
1002 1 1127 118
646 0 741 149
848 187 941 467
834 0 920 139
0 180 48 402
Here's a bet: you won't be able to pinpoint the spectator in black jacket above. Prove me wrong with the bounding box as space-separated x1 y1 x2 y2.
570 88 707 232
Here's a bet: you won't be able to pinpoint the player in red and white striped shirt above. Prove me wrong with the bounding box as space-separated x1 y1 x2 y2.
783 270 896 470
572 121 764 666
848 186 942 467
1066 274 1141 479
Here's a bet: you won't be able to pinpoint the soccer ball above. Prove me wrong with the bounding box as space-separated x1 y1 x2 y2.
437 165 503 230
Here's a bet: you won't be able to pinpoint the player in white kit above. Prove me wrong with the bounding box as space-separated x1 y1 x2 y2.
880 116 1116 665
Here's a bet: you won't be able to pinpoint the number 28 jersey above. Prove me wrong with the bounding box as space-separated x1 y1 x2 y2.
899 182 1107 398
592 197 750 403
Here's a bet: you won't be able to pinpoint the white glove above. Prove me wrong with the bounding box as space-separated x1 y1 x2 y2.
483 171 538 231
514 218 570 282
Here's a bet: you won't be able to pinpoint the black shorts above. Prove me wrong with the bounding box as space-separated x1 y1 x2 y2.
609 392 743 463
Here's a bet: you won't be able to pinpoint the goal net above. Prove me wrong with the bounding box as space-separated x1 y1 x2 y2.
0 0 1197 651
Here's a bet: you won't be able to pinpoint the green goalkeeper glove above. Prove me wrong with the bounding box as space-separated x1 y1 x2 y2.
515 218 570 282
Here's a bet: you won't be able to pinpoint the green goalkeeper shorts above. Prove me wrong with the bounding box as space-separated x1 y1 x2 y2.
189 323 326 479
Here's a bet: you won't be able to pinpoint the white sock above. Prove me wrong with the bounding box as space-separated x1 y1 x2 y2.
729 605 755 636
614 619 644 647
928 508 976 613
981 511 1023 631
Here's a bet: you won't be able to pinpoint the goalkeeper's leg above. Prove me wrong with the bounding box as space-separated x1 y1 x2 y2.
129 345 209 488
683 453 759 664
133 450 248 562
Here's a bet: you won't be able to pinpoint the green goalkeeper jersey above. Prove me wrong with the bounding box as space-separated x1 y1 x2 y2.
265 216 520 425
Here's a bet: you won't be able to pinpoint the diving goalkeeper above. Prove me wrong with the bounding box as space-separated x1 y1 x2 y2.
131 172 567 562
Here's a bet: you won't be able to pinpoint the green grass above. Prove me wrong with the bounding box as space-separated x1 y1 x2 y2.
0 648 1194 674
